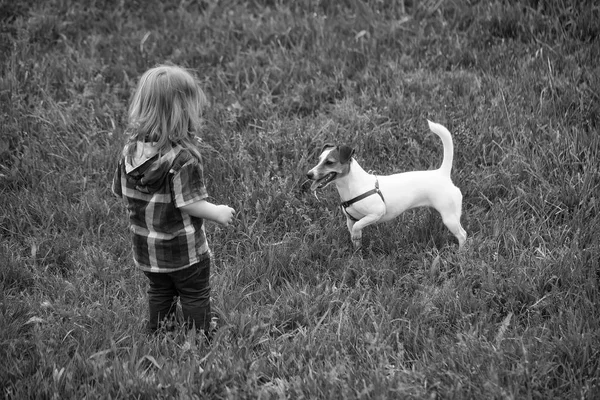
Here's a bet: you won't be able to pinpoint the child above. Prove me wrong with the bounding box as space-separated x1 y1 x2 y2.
112 64 235 336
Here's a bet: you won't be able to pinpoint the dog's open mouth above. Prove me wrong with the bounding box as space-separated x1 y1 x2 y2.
311 172 337 191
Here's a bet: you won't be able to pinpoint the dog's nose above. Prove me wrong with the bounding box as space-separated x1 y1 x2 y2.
307 171 313 179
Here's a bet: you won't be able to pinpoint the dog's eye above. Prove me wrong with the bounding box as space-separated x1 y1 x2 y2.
325 160 333 165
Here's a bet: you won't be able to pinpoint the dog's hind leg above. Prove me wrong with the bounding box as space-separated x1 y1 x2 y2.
437 188 467 249
443 214 467 250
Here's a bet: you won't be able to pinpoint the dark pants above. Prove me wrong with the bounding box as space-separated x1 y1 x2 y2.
143 258 211 333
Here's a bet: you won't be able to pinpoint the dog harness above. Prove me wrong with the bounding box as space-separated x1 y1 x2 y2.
340 177 386 222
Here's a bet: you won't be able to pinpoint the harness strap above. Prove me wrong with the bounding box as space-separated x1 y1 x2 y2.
340 177 385 221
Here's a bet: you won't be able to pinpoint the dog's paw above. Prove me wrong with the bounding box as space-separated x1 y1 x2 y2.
457 237 471 253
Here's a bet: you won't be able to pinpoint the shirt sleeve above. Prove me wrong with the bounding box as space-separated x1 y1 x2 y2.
111 160 123 198
171 157 208 208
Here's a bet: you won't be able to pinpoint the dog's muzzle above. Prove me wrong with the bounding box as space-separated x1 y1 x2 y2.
309 172 337 191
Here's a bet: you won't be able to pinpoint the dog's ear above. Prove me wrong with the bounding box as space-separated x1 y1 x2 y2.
338 145 355 164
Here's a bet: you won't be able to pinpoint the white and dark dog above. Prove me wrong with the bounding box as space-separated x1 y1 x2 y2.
307 120 467 250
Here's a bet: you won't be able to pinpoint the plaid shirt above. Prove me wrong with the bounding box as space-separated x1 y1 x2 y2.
112 143 210 272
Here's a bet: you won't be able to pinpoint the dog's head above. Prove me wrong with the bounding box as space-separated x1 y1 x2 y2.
306 143 355 191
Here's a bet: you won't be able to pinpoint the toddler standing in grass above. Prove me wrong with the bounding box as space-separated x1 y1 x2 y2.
112 64 235 337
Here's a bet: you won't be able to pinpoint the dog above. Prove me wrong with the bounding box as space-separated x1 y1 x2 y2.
306 120 467 250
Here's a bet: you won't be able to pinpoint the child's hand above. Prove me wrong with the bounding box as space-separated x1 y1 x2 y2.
215 205 235 226
179 200 235 226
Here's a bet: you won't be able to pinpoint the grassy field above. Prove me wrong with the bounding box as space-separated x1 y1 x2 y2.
1 0 599 398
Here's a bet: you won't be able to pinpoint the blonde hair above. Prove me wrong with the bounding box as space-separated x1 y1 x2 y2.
125 64 208 161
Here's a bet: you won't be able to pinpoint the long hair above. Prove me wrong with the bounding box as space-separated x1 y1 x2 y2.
125 65 208 161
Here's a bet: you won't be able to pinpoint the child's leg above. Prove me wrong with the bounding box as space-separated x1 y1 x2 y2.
143 271 178 332
172 258 211 333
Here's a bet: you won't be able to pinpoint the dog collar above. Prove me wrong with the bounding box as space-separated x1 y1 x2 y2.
340 177 385 221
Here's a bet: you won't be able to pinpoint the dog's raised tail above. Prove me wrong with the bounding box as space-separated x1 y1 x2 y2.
427 120 454 177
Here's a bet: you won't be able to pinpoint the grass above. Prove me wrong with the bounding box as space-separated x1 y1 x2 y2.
1 0 599 398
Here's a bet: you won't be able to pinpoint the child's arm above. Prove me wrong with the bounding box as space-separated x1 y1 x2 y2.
180 200 235 226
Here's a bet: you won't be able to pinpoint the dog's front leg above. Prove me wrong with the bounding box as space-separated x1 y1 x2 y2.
349 214 382 250
345 218 361 249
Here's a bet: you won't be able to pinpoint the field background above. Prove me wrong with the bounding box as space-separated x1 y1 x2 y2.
1 0 599 398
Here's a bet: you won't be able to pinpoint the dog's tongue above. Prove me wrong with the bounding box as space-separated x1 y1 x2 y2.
310 180 322 191
310 172 336 191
